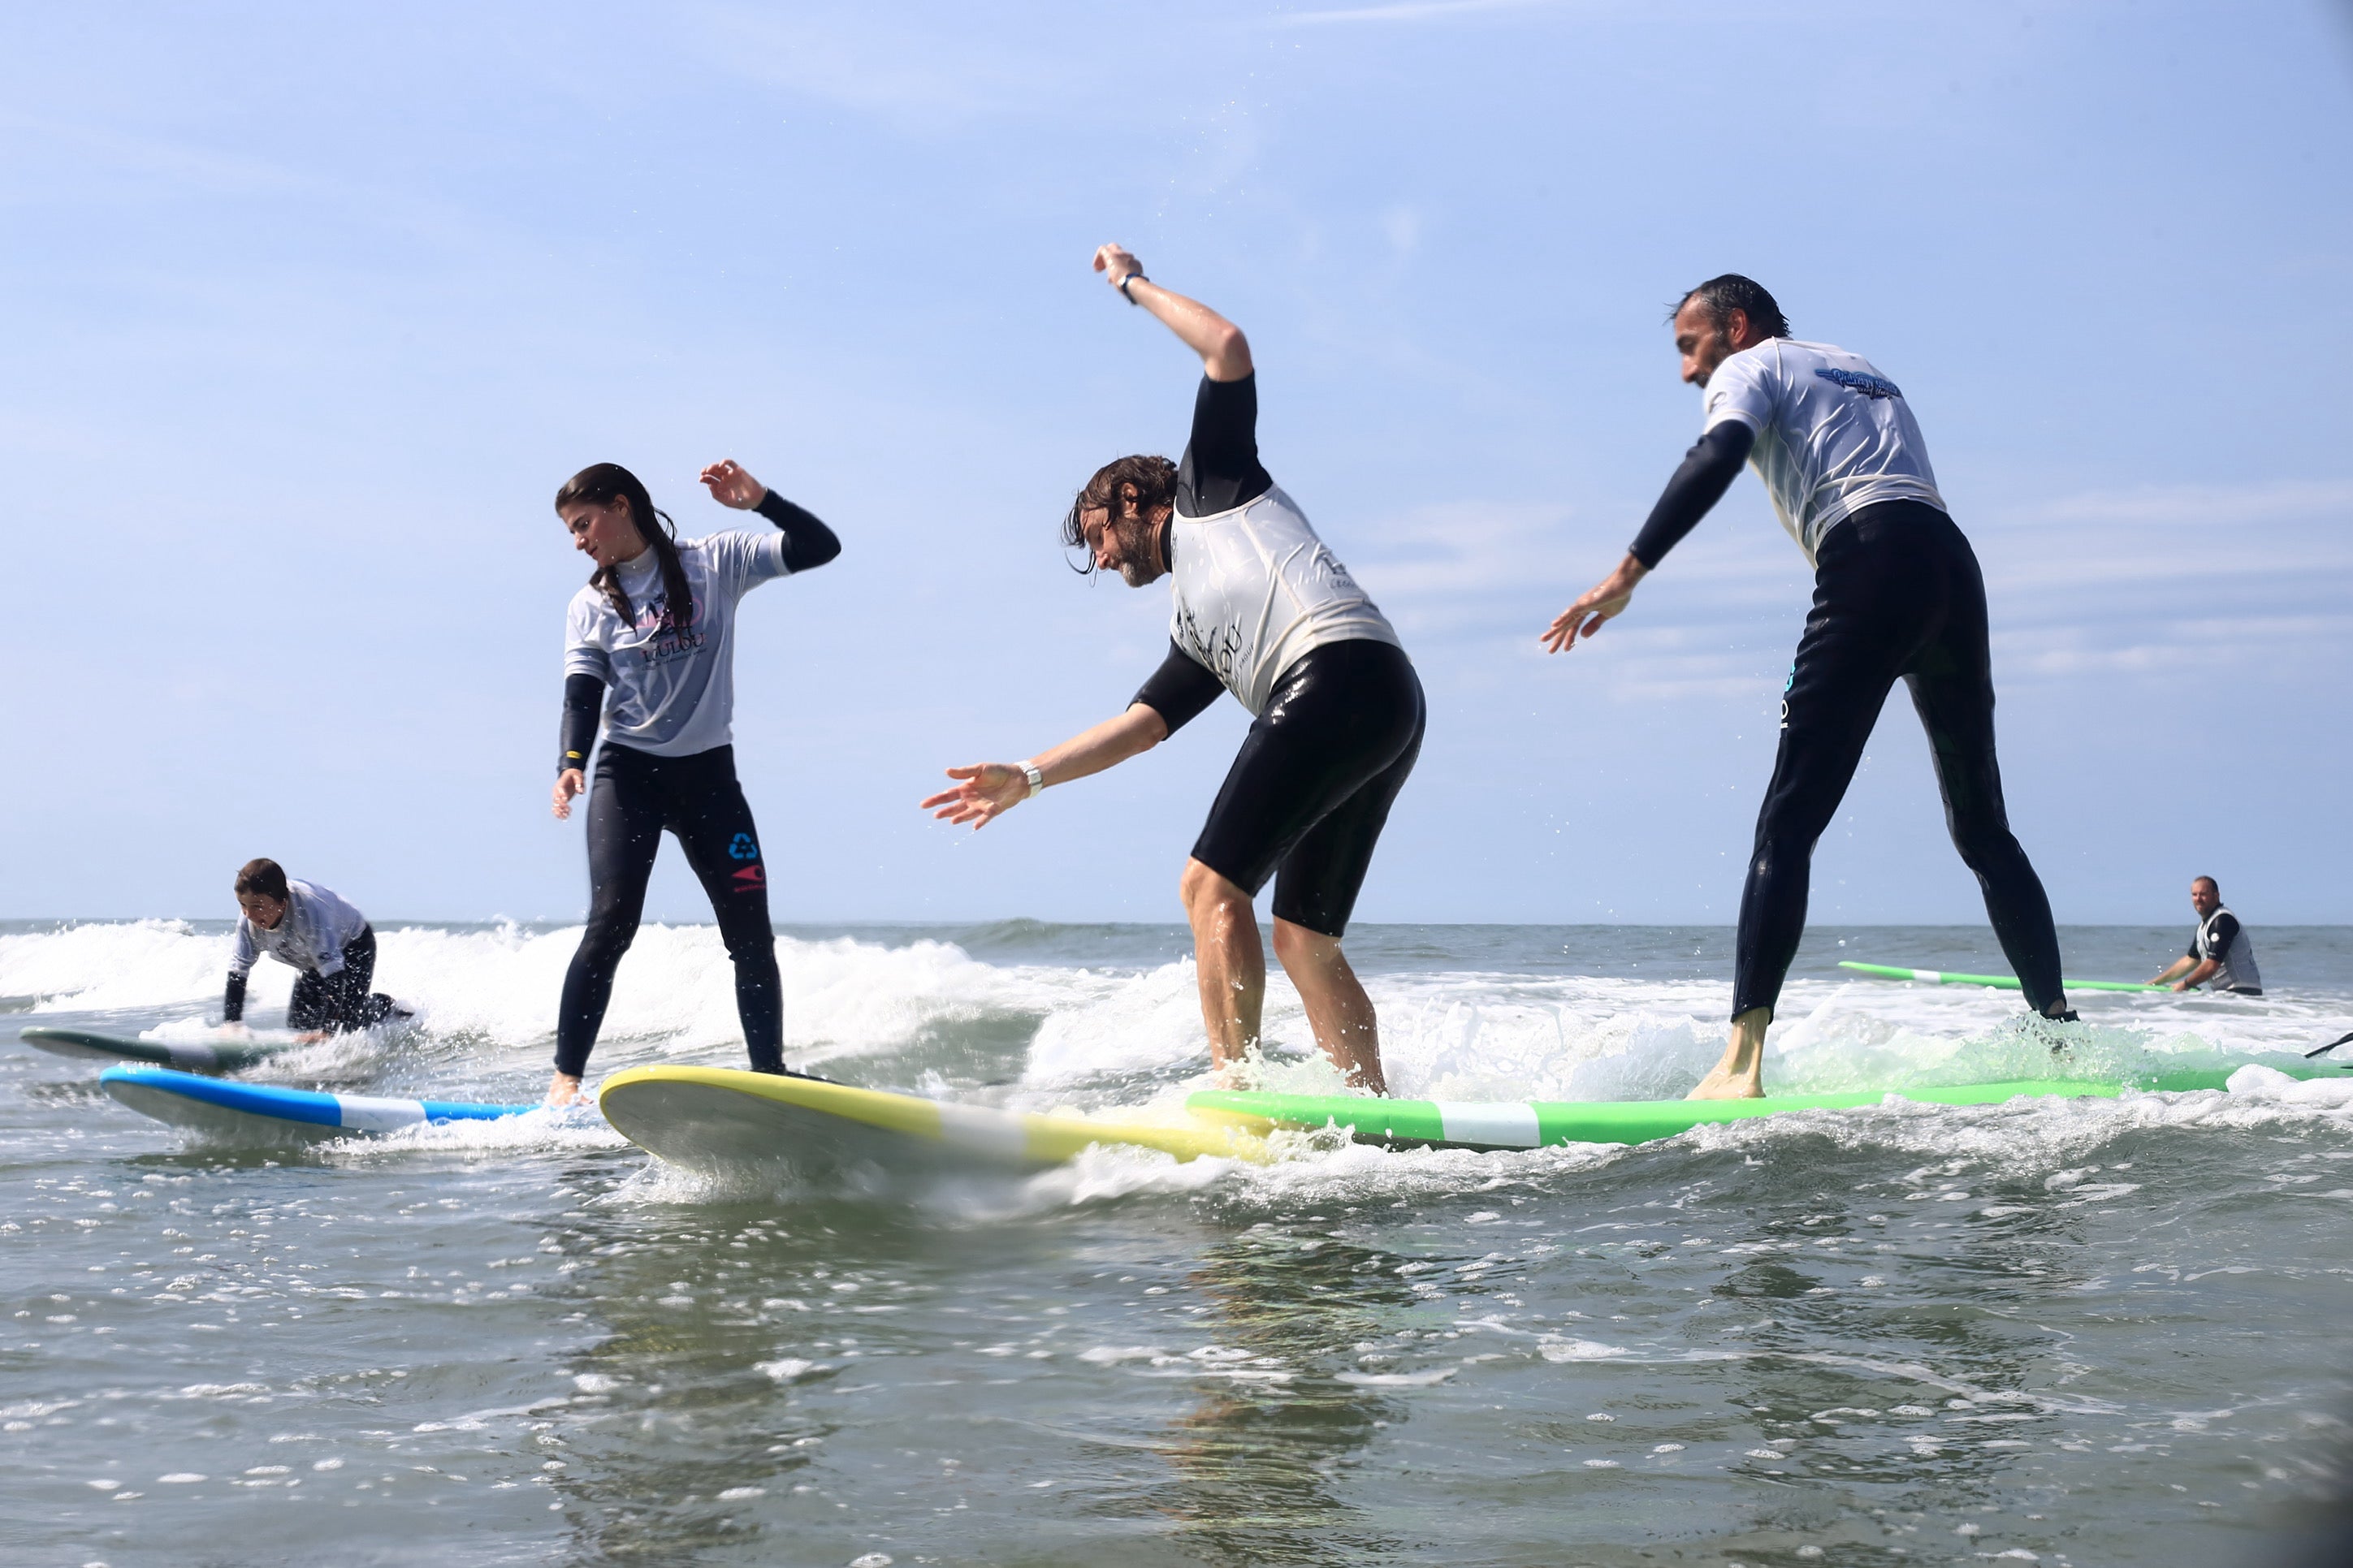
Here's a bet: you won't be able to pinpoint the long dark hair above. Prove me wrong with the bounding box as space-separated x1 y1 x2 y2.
556 463 694 639
1061 454 1179 574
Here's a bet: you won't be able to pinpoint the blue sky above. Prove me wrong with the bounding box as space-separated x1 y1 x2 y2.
5 1 2349 927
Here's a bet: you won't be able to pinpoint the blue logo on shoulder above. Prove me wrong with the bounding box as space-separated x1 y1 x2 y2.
1814 367 1902 400
728 832 760 862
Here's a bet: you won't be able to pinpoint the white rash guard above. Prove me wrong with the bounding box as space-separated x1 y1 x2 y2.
1166 486 1401 716
1702 338 1948 564
229 879 370 979
563 530 793 758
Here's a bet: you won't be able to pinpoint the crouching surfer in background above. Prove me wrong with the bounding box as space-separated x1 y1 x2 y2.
547 459 841 1106
222 857 400 1042
922 246 1424 1095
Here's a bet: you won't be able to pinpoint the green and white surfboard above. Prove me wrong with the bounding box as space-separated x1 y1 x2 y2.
1187 1065 2345 1152
1837 961 2166 993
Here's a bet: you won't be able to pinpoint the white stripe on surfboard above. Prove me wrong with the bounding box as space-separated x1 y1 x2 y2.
334 1095 431 1133
933 1102 1031 1160
1435 1102 1542 1148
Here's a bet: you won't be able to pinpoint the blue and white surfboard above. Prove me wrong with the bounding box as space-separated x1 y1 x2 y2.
99 1065 534 1139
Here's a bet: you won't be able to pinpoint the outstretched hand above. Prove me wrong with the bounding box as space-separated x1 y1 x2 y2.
699 460 768 510
921 764 1030 831
1541 555 1649 654
1092 243 1143 290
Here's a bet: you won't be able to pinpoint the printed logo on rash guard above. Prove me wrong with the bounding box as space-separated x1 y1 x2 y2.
731 862 766 893
1170 601 1248 690
728 832 760 862
1814 367 1904 400
628 593 710 667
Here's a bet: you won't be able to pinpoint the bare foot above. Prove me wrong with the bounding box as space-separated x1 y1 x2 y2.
1685 1006 1770 1099
1685 1063 1765 1100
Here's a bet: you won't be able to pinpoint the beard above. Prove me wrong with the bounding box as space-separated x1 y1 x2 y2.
1112 517 1166 586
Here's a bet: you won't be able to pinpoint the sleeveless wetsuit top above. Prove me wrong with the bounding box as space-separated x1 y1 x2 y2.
1165 485 1399 717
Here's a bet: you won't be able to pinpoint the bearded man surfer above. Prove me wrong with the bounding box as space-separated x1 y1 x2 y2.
1543 275 2075 1099
922 245 1425 1095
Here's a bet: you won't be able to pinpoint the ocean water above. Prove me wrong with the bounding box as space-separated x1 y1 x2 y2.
5 918 2353 1567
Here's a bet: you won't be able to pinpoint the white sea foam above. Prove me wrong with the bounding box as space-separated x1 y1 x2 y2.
11 921 2347 1161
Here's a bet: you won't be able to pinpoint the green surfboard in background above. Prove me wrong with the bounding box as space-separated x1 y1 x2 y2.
1837 961 2167 993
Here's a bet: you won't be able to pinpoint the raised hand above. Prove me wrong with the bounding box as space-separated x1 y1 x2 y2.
699 459 768 510
920 763 1030 831
1092 242 1142 289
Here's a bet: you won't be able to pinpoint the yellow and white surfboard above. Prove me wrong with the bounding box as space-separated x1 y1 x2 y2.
598 1065 1266 1181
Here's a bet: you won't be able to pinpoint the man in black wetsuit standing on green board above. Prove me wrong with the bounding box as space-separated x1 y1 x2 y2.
1543 276 2076 1099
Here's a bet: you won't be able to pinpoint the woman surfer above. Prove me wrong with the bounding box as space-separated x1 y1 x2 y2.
547 460 841 1105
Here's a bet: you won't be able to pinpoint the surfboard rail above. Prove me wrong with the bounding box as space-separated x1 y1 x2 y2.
1837 961 2166 993
21 1026 293 1073
98 1064 532 1136
1187 1065 2347 1151
599 1064 1267 1177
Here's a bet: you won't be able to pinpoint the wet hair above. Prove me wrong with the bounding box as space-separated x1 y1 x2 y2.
1061 455 1179 573
2194 875 2220 895
1672 274 1791 341
556 463 694 639
235 857 290 903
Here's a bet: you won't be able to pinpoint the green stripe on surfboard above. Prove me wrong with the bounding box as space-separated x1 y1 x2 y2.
1838 961 2166 993
1188 1065 2349 1151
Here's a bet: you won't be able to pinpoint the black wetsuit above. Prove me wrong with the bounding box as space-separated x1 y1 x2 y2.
224 927 396 1035
552 492 840 1078
1129 376 1425 938
1634 429 2065 1022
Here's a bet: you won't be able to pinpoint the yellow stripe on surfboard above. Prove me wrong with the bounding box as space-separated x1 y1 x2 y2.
598 1064 1269 1168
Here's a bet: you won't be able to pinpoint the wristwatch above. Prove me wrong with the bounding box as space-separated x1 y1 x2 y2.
1021 762 1045 797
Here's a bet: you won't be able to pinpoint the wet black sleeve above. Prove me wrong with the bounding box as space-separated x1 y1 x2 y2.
560 673 603 775
1175 374 1274 519
2206 914 2240 954
1131 641 1225 734
1628 421 1756 568
223 972 247 1024
756 490 842 572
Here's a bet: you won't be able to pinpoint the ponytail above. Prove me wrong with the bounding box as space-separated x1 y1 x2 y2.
556 463 695 641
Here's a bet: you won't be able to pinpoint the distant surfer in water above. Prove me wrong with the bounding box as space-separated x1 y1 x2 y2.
547 460 841 1106
1542 276 2075 1099
922 245 1424 1095
222 857 400 1041
2151 876 2263 995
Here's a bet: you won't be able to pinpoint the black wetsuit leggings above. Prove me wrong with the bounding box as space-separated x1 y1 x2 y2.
1733 501 2064 1020
287 927 396 1035
555 743 781 1077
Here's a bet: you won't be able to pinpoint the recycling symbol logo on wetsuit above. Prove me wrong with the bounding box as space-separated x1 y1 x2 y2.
728 832 760 862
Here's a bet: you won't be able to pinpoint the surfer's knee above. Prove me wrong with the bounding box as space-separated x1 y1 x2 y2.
1179 858 1250 920
1945 814 2018 873
580 908 641 955
1270 917 1340 971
